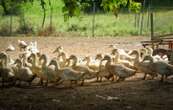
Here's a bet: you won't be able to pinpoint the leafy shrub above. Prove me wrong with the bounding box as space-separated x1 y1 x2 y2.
16 23 34 35
67 24 87 32
38 26 56 36
0 24 11 36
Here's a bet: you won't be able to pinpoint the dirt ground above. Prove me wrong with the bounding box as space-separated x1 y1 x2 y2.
0 36 173 110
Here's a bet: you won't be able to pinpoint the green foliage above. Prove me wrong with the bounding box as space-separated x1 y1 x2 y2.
40 0 46 10
101 0 128 11
0 0 33 15
101 0 141 16
0 5 3 15
62 0 89 21
61 0 141 21
128 0 141 13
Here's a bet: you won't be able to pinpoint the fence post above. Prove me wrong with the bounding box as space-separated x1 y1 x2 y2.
134 14 137 27
48 0 53 33
10 15 13 36
92 0 96 37
150 12 154 40
147 2 150 28
140 0 146 35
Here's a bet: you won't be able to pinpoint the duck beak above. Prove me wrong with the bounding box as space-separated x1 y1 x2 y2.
13 61 16 65
82 58 86 62
66 59 70 63
53 49 58 54
13 59 18 65
39 57 42 62
111 51 114 55
101 58 106 62
95 57 98 60
48 63 51 66
52 50 56 54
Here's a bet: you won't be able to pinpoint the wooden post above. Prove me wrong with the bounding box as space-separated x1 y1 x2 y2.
150 12 154 40
134 14 137 27
48 0 53 33
147 1 150 28
10 15 13 35
140 0 146 35
92 0 96 37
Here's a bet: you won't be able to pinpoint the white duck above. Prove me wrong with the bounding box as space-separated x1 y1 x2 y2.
101 55 136 82
48 59 89 86
18 40 28 51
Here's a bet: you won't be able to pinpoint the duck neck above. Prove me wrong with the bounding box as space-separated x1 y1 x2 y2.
105 59 111 69
3 55 8 68
52 62 59 71
114 54 119 63
72 58 77 67
86 58 90 66
22 57 26 66
146 56 154 64
78 72 85 79
41 56 47 67
65 59 71 67
18 62 23 68
134 51 141 63
32 54 37 67
99 60 102 70
62 54 67 62
55 64 59 72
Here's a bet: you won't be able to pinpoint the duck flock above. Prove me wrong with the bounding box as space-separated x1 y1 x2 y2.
0 40 173 88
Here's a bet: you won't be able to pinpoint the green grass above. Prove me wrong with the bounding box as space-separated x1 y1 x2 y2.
0 0 173 37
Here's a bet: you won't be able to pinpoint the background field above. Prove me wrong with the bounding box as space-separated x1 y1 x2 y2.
0 0 173 37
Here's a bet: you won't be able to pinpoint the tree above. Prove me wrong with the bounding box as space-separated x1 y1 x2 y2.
0 0 33 15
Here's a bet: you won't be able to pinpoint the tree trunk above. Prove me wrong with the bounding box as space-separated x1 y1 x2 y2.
40 0 46 28
42 9 46 28
48 0 53 32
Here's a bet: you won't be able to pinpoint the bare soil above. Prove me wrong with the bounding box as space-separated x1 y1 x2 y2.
0 36 173 110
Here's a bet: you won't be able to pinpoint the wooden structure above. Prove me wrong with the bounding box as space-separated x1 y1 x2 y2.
141 35 173 50
141 12 173 50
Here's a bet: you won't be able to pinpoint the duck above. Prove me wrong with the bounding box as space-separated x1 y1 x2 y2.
101 55 136 82
56 52 69 68
39 54 59 86
18 40 28 51
0 52 15 87
48 59 89 86
27 53 43 85
111 48 135 62
53 46 64 55
6 44 15 52
67 55 97 80
129 50 157 80
143 55 173 82
13 59 36 86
